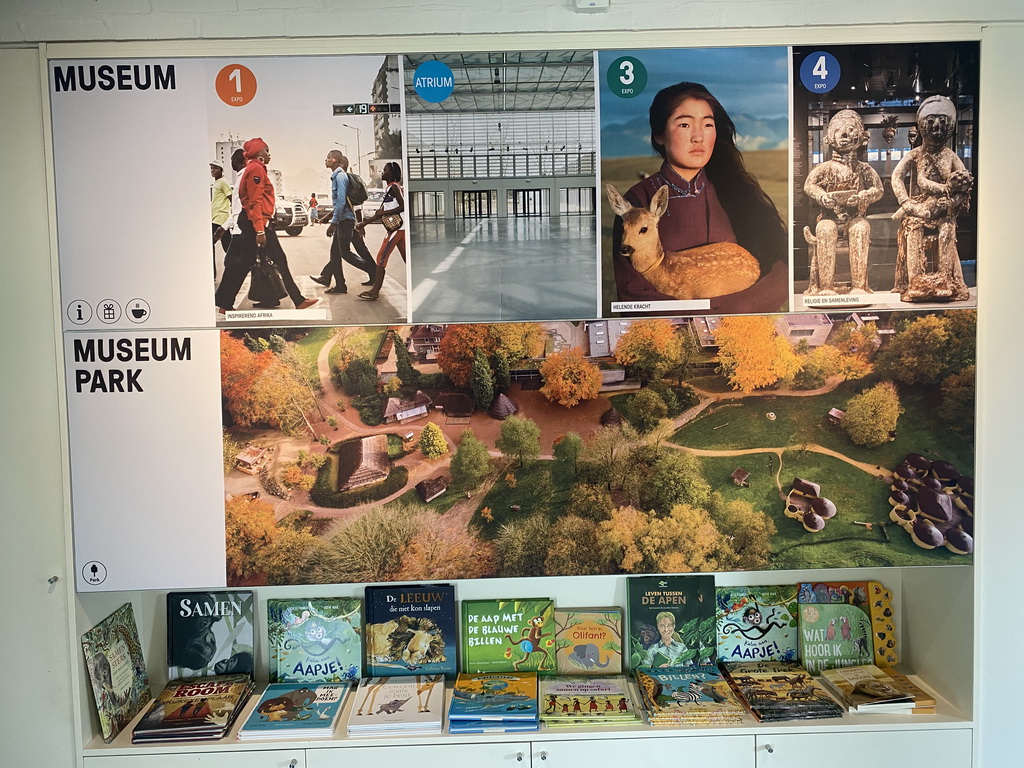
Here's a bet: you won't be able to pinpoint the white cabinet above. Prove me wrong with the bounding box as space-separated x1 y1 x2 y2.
83 751 305 768
755 729 973 768
531 735 754 767
306 742 530 768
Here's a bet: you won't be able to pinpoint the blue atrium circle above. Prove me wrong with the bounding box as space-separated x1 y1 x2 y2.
414 60 455 103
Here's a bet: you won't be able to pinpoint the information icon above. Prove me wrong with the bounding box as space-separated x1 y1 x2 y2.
66 300 92 325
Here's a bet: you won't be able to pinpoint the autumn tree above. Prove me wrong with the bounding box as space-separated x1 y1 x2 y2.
565 482 614 521
637 450 712 515
613 318 680 384
221 332 274 426
496 415 541 468
489 322 546 365
709 493 776 571
419 422 449 459
627 387 668 433
875 313 975 386
598 503 723 573
396 513 497 580
392 330 420 389
543 516 607 576
597 505 650 572
539 347 602 408
552 432 583 478
843 380 904 447
938 365 976 433
494 513 551 577
449 429 492 491
794 344 841 389
714 315 802 393
225 494 278 582
435 324 494 387
581 423 640 491
309 504 419 583
244 357 318 437
470 350 495 411
829 321 877 381
260 527 322 585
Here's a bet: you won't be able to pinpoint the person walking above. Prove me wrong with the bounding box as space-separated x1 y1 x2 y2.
214 137 316 313
312 150 376 293
355 161 406 300
210 160 233 274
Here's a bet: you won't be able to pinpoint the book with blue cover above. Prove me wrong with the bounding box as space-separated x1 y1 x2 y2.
267 597 362 684
448 672 538 721
238 682 350 740
364 584 457 677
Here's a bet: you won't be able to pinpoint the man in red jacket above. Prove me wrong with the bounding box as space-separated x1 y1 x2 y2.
215 137 317 313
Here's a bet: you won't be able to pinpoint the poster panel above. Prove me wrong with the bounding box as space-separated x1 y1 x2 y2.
65 330 224 591
791 42 980 312
49 55 407 332
403 51 600 323
597 47 791 317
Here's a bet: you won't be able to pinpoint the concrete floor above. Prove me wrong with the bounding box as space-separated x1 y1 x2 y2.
409 215 599 323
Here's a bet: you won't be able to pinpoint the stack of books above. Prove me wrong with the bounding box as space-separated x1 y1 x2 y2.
238 682 351 741
721 660 844 723
633 667 747 726
447 672 539 733
131 674 254 743
345 676 446 736
818 664 936 714
539 675 640 727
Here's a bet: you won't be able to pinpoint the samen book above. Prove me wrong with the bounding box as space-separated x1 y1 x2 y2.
364 584 457 677
627 575 716 669
267 597 362 683
552 607 623 675
166 590 254 679
81 602 152 743
461 598 554 673
716 585 799 663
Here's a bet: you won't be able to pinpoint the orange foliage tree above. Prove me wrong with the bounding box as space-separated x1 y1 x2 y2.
396 515 497 580
613 318 680 383
224 494 278 582
435 324 494 387
713 315 802 393
220 333 274 425
539 347 602 407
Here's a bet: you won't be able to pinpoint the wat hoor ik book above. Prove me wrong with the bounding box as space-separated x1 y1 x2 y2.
634 666 747 725
81 602 152 743
627 575 716 669
166 590 255 679
364 584 457 678
238 682 351 740
797 581 898 673
460 598 554 674
346 675 445 736
721 660 844 723
448 672 539 732
716 585 799 663
266 597 362 684
552 607 623 675
131 674 254 743
539 675 640 726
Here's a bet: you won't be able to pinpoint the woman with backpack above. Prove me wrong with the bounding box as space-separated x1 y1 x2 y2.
355 162 406 301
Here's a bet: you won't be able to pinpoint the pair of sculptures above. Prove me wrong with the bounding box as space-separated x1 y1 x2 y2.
803 96 972 302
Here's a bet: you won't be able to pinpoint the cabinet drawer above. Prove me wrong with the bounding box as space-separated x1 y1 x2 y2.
84 750 305 768
756 729 972 768
307 742 531 768
534 735 754 767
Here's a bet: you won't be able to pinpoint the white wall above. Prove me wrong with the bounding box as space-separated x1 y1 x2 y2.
2 2 1022 767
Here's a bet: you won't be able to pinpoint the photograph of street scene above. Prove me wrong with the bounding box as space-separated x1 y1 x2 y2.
598 47 790 317
221 309 975 586
792 42 979 312
210 54 408 325
404 51 599 323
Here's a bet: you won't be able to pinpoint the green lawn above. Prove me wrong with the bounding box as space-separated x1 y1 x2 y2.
473 460 573 539
291 327 335 378
389 487 463 515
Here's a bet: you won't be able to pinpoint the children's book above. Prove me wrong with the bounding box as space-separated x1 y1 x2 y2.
266 597 362 684
626 575 716 670
633 666 747 725
238 682 351 740
81 602 152 743
460 598 554 674
539 675 639 725
797 581 897 673
448 719 540 733
166 590 254 679
716 585 799 663
818 664 915 712
364 584 457 677
721 660 844 723
346 675 445 736
552 607 623 675
131 674 254 743
448 672 539 722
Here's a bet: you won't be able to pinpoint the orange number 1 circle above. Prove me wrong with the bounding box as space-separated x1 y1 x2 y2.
215 64 257 107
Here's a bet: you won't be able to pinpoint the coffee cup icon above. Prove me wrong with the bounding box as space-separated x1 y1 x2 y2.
126 299 151 324
131 306 146 319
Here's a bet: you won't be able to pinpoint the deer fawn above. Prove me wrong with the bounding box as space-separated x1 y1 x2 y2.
607 184 760 300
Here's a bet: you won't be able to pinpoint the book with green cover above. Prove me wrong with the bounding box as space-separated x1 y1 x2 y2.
81 602 152 743
267 597 362 684
552 607 623 675
539 675 639 725
626 575 716 670
797 581 897 673
461 598 554 673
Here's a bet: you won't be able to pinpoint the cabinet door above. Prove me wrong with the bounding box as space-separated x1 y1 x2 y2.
84 751 305 768
756 729 972 768
306 742 532 768
533 735 755 768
